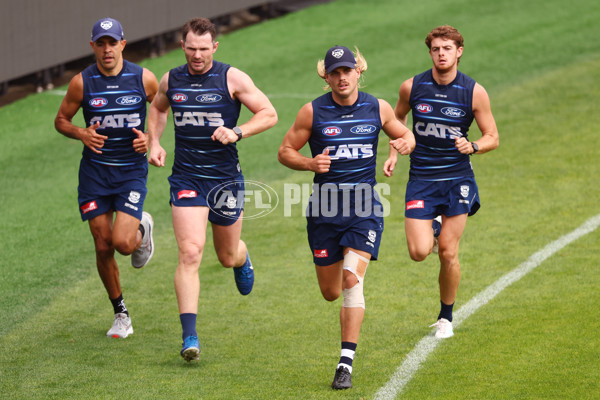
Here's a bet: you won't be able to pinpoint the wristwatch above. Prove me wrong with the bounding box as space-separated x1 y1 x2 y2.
233 126 243 142
471 142 479 154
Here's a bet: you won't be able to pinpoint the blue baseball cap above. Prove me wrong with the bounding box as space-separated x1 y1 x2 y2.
324 46 356 73
91 17 124 41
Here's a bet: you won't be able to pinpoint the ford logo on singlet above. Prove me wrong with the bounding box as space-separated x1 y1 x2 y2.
116 95 142 105
416 103 433 113
441 107 466 118
196 94 222 103
89 97 108 107
350 124 376 134
322 126 342 136
172 93 188 102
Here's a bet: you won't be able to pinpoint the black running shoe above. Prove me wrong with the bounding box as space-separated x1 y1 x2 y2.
331 366 352 390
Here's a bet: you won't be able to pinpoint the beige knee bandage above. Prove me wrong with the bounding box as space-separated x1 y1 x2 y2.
342 251 370 309
343 250 369 283
342 280 365 309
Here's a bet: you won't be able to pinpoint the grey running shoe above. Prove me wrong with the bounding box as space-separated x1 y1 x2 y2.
106 313 133 338
132 211 154 268
331 366 352 390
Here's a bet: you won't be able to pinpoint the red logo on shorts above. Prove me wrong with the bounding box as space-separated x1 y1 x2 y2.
406 200 425 210
314 249 328 258
177 190 197 200
81 201 98 214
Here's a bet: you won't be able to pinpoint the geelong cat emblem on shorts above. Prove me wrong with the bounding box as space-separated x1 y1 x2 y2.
128 191 141 204
368 230 376 243
460 185 469 198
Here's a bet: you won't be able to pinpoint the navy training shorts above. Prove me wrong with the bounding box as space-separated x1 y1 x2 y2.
168 174 245 227
78 158 148 221
306 184 384 266
404 177 480 220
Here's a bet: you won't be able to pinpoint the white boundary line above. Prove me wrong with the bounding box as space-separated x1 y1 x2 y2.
374 213 600 400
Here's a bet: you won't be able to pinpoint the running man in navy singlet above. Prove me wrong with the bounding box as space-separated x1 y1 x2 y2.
278 46 415 390
384 25 499 339
55 17 159 339
147 18 277 362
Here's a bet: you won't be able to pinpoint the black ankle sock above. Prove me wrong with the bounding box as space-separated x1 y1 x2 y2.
110 293 128 315
438 300 454 322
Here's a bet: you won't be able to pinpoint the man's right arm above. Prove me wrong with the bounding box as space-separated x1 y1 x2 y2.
54 73 107 154
278 103 331 174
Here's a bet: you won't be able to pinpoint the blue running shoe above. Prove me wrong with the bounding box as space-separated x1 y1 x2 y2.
432 216 442 254
432 216 442 238
181 335 200 362
233 252 254 295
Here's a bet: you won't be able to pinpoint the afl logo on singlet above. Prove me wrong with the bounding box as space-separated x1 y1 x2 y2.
172 93 188 102
322 126 342 136
116 95 142 105
416 103 433 113
89 97 108 108
196 94 222 103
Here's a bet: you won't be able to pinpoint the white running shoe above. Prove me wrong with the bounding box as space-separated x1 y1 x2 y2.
107 313 133 338
132 212 154 268
430 318 454 339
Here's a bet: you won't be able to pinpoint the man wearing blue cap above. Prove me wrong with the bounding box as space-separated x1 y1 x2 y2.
278 46 415 390
55 17 159 339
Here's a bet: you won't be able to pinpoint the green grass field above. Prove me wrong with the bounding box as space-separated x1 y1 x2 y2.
1 0 599 398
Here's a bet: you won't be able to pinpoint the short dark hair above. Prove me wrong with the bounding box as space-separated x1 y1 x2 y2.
181 18 217 42
425 25 464 49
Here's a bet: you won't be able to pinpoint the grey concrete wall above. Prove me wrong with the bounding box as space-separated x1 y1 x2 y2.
0 0 280 84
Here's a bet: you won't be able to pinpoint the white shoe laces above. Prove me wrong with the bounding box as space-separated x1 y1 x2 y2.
430 318 452 337
111 314 130 332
